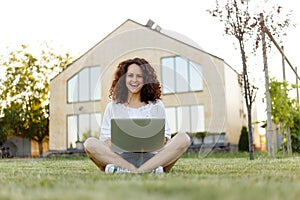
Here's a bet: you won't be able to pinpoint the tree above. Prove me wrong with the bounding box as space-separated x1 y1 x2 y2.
0 102 25 142
209 0 291 159
209 0 258 160
0 44 72 156
269 78 299 155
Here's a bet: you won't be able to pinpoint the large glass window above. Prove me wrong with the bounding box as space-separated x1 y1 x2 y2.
165 105 205 134
189 61 203 91
79 69 89 102
177 106 190 132
90 67 101 100
67 66 101 103
165 107 177 133
79 114 90 141
190 105 205 132
67 75 78 102
161 56 203 94
175 57 189 92
67 113 101 148
161 58 175 94
67 115 78 148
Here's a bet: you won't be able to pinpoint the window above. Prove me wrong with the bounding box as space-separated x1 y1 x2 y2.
175 57 189 92
161 56 203 94
67 113 101 148
67 66 101 103
189 61 203 91
67 115 77 148
165 105 205 134
67 76 78 102
161 58 175 93
90 67 101 100
165 107 177 133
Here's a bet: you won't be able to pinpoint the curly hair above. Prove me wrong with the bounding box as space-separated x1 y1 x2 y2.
109 58 161 103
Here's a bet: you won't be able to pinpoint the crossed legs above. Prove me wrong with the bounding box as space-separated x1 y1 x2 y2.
84 132 191 173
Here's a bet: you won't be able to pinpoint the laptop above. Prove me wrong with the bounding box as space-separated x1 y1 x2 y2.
111 118 165 152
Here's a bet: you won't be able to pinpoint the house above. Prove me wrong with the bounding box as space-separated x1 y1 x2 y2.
1 135 49 158
49 19 260 152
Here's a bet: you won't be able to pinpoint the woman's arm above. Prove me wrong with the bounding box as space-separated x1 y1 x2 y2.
156 100 172 140
99 102 113 141
104 139 111 146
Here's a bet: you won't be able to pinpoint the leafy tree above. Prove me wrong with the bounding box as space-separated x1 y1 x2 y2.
0 102 25 142
209 0 291 159
0 44 72 156
269 78 300 154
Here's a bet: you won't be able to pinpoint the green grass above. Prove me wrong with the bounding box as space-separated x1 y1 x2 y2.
1 153 300 200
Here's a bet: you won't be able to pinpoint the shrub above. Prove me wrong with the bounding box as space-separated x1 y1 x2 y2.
238 126 249 152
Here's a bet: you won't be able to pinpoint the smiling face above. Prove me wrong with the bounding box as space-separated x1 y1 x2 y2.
125 64 144 95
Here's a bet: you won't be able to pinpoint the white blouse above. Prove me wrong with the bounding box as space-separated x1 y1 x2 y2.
99 99 171 141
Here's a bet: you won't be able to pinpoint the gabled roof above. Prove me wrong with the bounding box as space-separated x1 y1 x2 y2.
52 19 238 81
72 19 225 65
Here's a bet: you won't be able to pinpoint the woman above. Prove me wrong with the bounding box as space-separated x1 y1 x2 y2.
84 58 190 173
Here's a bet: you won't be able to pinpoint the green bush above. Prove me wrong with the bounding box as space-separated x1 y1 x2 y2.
238 126 249 152
291 112 300 152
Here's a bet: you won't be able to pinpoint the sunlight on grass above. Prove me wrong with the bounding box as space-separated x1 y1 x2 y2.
1 154 300 200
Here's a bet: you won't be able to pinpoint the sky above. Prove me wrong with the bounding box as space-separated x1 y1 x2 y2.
0 0 299 124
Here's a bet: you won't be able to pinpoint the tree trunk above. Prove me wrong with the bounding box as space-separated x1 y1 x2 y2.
280 125 285 154
264 63 274 158
260 13 274 158
238 37 255 160
286 126 292 156
38 140 44 158
247 107 254 160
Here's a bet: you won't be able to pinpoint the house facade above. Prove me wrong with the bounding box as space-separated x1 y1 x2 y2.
2 136 49 158
49 19 259 151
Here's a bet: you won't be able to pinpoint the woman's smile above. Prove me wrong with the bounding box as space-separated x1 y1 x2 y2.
126 64 144 94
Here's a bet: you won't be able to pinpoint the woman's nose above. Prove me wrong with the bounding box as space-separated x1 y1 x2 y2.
132 75 138 81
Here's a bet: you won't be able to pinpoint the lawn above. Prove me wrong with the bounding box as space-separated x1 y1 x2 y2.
1 153 300 200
